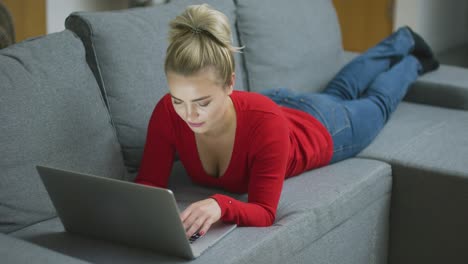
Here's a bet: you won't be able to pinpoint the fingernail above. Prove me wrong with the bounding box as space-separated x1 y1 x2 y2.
199 231 205 236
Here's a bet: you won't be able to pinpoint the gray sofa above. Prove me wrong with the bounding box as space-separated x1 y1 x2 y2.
2 0 468 263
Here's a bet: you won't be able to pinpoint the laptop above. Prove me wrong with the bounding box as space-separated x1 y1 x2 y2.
36 165 237 259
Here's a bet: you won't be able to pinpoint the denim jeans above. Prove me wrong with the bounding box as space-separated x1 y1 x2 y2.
259 27 421 164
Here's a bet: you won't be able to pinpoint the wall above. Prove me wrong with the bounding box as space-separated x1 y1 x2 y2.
46 0 128 34
394 0 468 53
3 0 46 42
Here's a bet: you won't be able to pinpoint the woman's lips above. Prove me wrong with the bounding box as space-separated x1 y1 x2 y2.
188 122 205 127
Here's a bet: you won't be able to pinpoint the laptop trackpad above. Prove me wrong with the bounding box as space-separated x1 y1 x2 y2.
190 221 236 258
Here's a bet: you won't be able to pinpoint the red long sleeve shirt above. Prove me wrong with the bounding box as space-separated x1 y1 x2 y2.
135 90 333 226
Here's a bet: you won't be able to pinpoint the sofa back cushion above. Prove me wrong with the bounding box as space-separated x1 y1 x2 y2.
0 30 127 234
65 0 246 175
236 0 344 93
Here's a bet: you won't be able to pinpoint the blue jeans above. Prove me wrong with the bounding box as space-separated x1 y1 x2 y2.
259 27 421 164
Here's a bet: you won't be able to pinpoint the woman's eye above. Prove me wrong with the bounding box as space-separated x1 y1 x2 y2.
199 101 210 107
173 100 182 105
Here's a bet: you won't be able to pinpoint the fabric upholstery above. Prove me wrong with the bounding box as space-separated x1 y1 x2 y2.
342 50 359 63
283 195 389 264
358 101 468 264
65 0 247 174
0 233 90 264
404 64 468 110
12 158 391 263
388 164 468 264
235 0 344 93
0 30 127 234
438 44 468 68
358 102 468 175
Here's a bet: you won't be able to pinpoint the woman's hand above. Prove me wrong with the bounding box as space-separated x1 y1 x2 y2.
180 198 221 238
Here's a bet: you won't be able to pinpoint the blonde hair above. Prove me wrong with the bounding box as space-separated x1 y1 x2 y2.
164 4 242 87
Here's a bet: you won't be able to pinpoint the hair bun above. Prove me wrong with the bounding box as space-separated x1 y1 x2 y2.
190 27 203 34
165 4 243 86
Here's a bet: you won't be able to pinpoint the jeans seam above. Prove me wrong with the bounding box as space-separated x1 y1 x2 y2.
333 144 358 153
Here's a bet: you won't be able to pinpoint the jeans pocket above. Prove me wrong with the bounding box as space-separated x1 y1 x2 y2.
328 105 357 163
329 105 351 137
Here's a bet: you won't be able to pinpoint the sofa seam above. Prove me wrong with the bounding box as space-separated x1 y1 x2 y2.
233 0 251 92
66 14 128 179
7 215 58 235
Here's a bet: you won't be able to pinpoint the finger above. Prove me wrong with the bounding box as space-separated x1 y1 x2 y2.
185 216 205 238
180 208 191 223
185 217 202 238
182 209 198 230
198 219 214 237
180 203 196 222
182 213 198 231
180 203 200 229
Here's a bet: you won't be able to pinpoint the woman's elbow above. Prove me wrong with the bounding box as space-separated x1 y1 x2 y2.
262 210 276 226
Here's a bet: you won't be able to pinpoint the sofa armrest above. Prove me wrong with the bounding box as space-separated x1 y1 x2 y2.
405 65 468 110
0 234 90 264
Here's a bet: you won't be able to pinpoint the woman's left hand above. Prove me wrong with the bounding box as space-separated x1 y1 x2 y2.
180 198 221 238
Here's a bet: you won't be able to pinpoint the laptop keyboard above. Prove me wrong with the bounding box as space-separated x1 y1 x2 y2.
189 232 202 244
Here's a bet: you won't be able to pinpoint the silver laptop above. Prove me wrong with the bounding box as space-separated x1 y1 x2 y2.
36 165 236 259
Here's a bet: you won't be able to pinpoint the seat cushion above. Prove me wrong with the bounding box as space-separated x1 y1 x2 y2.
235 0 344 93
65 0 247 174
0 233 90 264
358 102 468 175
357 102 468 263
405 65 468 111
12 158 391 263
0 30 127 234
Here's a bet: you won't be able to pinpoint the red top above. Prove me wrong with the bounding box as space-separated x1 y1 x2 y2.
135 90 333 226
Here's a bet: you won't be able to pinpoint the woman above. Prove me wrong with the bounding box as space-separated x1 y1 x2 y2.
135 4 439 238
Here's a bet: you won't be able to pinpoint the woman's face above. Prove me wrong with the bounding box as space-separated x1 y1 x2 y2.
167 68 234 136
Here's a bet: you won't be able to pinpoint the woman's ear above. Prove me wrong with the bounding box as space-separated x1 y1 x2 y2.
227 72 236 94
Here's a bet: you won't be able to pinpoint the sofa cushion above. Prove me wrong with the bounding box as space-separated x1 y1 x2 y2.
12 158 391 263
405 65 468 111
285 194 390 264
358 102 468 175
65 0 247 174
0 30 127 234
235 0 344 93
357 101 468 263
0 233 90 264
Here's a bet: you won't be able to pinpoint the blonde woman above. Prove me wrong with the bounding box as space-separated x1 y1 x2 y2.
135 4 438 239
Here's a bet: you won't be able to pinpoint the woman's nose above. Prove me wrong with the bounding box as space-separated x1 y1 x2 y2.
186 105 198 120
